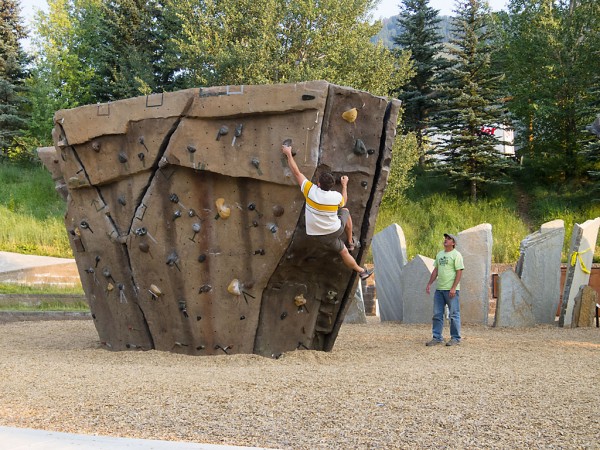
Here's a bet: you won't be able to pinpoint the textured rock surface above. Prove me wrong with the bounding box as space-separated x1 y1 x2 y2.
456 224 492 324
513 220 564 324
344 283 367 324
560 218 600 327
41 82 400 356
401 255 435 324
372 224 407 322
571 285 598 328
494 269 536 327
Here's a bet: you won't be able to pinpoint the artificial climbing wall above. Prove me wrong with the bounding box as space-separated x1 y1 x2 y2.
42 81 400 357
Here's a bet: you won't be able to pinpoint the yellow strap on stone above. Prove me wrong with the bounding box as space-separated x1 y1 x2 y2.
570 248 591 275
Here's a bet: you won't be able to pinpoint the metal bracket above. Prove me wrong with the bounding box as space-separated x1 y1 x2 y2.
97 103 110 116
146 92 164 108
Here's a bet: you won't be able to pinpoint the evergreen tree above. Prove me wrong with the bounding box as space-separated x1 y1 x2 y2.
394 0 449 165
0 0 29 158
432 0 512 202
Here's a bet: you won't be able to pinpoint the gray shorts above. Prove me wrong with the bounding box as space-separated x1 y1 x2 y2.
312 208 349 253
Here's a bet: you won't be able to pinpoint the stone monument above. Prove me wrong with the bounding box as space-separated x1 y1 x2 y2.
39 82 400 356
495 220 564 327
372 224 408 321
559 218 600 327
456 223 493 324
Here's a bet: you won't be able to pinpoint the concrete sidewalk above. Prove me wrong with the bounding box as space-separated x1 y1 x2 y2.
0 251 75 273
0 426 272 450
0 251 80 286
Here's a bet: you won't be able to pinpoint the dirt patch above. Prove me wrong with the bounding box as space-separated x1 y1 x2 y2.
1 318 599 449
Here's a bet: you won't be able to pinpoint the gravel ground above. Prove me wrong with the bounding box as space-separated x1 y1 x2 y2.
1 317 599 449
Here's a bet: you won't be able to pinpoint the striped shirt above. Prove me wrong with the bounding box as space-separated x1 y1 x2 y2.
301 179 345 235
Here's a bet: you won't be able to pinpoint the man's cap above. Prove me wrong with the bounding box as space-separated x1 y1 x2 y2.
444 233 457 244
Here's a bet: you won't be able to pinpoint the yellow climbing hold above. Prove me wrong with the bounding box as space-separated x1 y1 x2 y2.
227 279 241 296
149 284 162 297
342 107 358 123
215 197 231 219
294 294 307 307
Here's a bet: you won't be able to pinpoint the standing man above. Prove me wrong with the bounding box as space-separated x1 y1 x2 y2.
281 143 373 280
425 233 464 346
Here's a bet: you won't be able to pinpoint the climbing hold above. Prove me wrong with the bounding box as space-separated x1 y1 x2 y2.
272 205 284 217
166 251 179 267
215 198 231 219
342 107 358 123
138 152 145 161
353 139 367 156
118 195 126 206
216 125 229 140
169 193 179 203
149 284 162 297
139 242 150 253
294 294 307 307
232 124 243 146
198 254 206 262
118 152 128 163
282 138 297 156
361 181 368 188
107 283 114 291
91 141 101 152
178 299 188 318
173 210 182 220
188 209 196 217
248 203 256 211
227 279 242 296
187 145 196 153
199 284 212 293
251 157 262 175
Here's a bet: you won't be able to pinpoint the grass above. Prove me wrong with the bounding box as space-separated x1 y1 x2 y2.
0 301 89 312
375 192 529 263
0 282 87 312
0 282 83 295
0 162 71 257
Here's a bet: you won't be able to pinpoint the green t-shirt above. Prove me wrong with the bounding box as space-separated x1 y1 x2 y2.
433 248 465 290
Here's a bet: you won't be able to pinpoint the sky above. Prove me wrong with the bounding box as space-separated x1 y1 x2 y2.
19 0 510 24
21 0 508 20
373 0 509 18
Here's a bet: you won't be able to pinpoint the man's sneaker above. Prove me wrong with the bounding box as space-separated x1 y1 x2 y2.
446 339 461 346
359 267 374 280
425 339 444 346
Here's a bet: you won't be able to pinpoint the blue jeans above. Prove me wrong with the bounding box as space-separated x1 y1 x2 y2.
432 290 461 341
